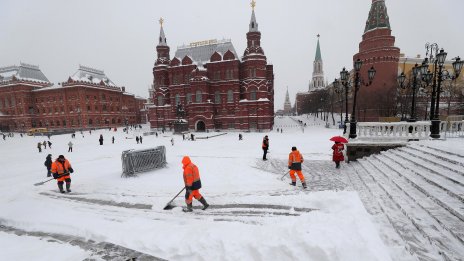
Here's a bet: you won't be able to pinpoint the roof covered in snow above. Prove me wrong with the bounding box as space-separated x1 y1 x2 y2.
175 39 238 64
70 65 116 86
0 63 50 83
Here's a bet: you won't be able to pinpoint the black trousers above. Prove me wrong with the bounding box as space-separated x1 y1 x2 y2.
263 149 268 160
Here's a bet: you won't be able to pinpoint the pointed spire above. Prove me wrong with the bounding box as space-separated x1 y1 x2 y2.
158 17 167 46
249 0 259 32
285 87 290 103
315 34 322 61
364 0 391 33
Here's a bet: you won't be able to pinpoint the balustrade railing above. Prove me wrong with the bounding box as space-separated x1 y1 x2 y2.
346 121 464 140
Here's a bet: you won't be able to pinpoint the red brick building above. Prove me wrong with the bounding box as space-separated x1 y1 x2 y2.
147 6 274 131
0 63 146 132
353 0 401 121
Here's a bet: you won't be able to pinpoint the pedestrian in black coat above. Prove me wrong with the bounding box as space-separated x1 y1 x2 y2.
139 136 143 144
99 134 103 145
136 136 139 144
44 154 52 177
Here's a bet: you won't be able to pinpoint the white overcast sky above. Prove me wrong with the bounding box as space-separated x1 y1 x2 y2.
1 0 463 110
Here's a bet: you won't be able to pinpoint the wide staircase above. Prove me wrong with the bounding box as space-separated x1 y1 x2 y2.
348 143 464 261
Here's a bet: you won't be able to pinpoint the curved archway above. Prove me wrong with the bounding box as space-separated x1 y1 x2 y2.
196 121 206 132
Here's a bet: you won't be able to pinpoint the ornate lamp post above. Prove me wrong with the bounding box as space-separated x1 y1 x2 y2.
339 68 351 134
397 63 420 122
418 43 463 138
333 79 344 128
349 59 376 139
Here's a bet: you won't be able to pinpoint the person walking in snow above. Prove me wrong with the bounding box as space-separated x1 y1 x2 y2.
239 133 243 140
139 136 143 144
47 141 52 149
262 135 269 160
288 146 307 189
51 155 74 193
43 140 47 149
181 156 209 212
112 136 115 144
99 134 103 145
68 141 73 152
44 154 52 177
136 136 139 144
332 141 345 169
37 142 42 152
171 137 174 146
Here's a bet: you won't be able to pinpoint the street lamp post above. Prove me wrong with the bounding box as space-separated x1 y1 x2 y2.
418 43 463 138
339 68 350 134
397 63 420 122
345 59 376 139
333 79 344 128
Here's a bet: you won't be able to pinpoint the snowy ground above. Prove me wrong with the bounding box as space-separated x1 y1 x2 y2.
1 115 462 260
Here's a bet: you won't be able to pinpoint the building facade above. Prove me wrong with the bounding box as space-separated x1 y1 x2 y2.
147 4 274 131
0 63 146 132
353 0 401 121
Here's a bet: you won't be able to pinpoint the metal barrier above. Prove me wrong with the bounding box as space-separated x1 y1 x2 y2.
121 146 166 177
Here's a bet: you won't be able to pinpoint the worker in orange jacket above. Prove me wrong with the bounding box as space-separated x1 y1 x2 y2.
51 155 74 193
288 146 307 189
182 156 209 212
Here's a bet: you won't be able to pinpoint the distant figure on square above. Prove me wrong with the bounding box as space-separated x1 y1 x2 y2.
99 134 103 145
136 136 140 144
37 142 42 153
262 135 269 160
68 141 73 152
112 136 115 144
44 154 52 177
139 136 143 144
239 133 243 140
332 141 345 169
288 146 306 189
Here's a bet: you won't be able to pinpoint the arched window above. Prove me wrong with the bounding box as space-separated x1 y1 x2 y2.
186 93 192 104
195 90 202 103
63 120 66 126
175 94 180 105
89 119 93 125
157 96 164 106
215 91 221 104
227 90 233 103
250 90 257 100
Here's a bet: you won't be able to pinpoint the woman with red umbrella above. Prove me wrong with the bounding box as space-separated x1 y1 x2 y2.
330 136 347 169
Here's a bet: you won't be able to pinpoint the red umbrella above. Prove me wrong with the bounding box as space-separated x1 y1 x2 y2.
330 136 348 143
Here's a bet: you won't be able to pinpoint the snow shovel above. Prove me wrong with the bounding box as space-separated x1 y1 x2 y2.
163 187 185 210
280 170 290 180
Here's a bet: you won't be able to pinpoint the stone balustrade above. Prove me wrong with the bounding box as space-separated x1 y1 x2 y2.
346 120 464 140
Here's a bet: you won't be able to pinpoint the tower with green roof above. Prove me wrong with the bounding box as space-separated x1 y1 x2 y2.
311 34 325 91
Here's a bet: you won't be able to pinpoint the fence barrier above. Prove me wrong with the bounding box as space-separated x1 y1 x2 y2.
121 146 166 177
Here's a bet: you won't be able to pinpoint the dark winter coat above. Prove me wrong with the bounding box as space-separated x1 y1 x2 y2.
332 143 345 162
44 155 52 170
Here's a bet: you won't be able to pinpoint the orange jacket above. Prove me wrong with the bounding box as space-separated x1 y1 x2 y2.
51 159 72 175
288 150 303 171
182 156 202 190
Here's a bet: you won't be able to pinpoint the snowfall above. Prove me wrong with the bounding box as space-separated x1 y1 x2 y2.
0 115 462 261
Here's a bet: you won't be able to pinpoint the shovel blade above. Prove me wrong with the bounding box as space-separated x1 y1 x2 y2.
163 204 176 210
34 182 44 186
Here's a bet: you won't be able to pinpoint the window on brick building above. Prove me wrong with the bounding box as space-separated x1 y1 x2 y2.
56 121 60 126
227 90 233 103
186 93 192 104
87 105 91 111
157 96 164 106
228 122 235 129
102 94 106 101
89 119 93 125
215 91 221 104
250 90 257 100
103 105 107 111
63 120 66 126
175 94 180 105
195 91 202 103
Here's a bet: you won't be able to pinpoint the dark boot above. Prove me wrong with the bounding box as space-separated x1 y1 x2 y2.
199 197 209 210
289 181 296 186
302 182 307 189
66 183 71 193
182 203 193 212
58 183 65 193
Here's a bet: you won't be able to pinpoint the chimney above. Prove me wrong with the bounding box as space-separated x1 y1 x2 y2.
121 87 126 92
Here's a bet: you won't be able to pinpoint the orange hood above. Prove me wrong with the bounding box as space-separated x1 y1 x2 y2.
182 156 191 168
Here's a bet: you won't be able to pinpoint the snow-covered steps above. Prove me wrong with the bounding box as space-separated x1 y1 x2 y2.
348 142 464 260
